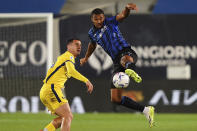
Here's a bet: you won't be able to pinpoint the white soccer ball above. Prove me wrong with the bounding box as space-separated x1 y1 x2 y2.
113 72 130 88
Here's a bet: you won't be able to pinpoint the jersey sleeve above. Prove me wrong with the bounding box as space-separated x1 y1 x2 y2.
106 16 119 26
65 61 89 83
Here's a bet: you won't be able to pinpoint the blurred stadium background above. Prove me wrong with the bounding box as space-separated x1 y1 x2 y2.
0 0 197 130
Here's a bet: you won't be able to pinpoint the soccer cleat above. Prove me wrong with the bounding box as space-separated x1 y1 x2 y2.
125 69 142 83
146 106 155 128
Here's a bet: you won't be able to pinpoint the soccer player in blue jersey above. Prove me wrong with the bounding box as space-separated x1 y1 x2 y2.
80 3 155 127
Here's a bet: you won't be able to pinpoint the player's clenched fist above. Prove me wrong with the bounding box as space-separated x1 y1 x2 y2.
126 3 138 12
80 57 88 66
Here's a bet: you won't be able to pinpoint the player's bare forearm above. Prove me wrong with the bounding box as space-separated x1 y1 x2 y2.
116 3 138 22
80 43 97 66
84 43 97 60
116 7 130 22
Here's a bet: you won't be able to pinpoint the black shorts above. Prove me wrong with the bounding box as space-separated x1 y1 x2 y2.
111 47 138 88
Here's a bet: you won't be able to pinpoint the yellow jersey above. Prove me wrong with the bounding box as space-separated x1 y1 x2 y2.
43 51 88 88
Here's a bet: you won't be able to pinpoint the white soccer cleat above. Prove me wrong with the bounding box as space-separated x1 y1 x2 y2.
144 106 155 128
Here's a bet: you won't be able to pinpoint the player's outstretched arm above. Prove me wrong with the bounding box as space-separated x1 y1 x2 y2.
66 61 94 93
80 42 97 66
116 3 138 22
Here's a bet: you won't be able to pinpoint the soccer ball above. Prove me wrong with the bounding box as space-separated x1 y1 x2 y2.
113 72 130 88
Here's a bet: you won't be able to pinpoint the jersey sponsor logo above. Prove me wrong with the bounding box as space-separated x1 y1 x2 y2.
88 45 112 75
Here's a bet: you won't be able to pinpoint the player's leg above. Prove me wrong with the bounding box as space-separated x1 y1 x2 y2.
41 110 63 131
110 71 145 112
120 48 142 83
51 116 62 129
42 116 62 131
43 104 73 131
111 88 123 103
40 84 71 131
110 86 155 127
55 103 73 131
40 86 57 131
111 88 145 112
121 55 142 83
111 63 154 127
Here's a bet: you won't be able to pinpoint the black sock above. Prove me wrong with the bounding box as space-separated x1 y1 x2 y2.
125 62 136 70
120 96 145 112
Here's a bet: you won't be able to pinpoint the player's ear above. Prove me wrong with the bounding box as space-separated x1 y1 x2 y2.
91 16 94 22
102 14 105 17
66 42 71 50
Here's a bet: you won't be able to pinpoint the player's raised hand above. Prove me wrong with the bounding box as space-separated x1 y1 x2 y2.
86 80 93 94
126 3 138 12
80 57 88 66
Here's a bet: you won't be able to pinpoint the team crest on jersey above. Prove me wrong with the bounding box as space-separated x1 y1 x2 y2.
70 56 73 60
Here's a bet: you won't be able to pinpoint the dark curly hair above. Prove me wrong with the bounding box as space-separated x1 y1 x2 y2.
91 8 104 17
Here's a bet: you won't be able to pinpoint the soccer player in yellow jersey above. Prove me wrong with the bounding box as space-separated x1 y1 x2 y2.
40 38 93 131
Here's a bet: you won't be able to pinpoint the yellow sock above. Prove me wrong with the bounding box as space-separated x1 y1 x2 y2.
44 122 56 131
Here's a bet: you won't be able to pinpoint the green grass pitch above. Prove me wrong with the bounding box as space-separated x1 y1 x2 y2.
0 113 197 131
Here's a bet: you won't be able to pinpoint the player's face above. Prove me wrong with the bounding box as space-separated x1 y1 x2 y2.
69 40 82 57
91 14 105 29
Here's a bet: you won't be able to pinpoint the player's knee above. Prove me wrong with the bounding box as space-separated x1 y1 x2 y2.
111 96 122 103
111 89 122 103
120 55 134 67
52 117 62 128
120 56 126 67
69 113 73 120
62 112 73 121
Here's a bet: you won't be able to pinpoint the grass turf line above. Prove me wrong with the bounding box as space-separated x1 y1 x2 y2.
0 113 197 131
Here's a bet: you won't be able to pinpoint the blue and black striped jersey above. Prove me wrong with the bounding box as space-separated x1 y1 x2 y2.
88 16 130 60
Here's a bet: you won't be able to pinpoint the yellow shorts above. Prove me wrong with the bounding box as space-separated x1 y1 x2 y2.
40 84 68 114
